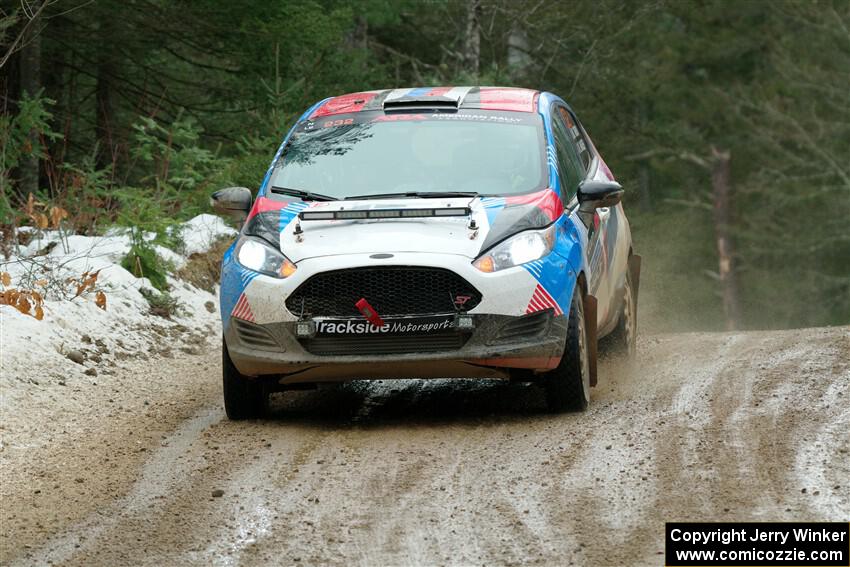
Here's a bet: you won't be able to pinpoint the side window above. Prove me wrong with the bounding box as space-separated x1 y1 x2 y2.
551 107 584 199
557 107 592 171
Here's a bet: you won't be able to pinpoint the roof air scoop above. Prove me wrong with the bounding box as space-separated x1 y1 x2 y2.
382 95 460 112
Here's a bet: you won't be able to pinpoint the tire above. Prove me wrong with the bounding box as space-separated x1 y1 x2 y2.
604 268 637 358
222 339 266 420
542 286 590 412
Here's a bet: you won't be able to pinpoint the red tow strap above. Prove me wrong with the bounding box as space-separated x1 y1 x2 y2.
355 298 385 327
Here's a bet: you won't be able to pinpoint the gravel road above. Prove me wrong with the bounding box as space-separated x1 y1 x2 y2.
1 326 848 566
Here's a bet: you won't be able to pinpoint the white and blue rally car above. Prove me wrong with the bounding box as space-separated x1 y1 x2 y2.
212 86 640 419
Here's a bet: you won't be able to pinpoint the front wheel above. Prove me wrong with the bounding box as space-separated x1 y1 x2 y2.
542 286 590 412
222 339 266 420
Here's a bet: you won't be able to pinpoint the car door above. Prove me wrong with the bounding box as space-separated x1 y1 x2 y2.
550 104 614 327
565 107 631 334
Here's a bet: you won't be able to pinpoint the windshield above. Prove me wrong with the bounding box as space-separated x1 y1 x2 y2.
269 110 546 199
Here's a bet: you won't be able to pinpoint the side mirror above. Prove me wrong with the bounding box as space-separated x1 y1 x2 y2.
577 180 624 213
211 187 252 222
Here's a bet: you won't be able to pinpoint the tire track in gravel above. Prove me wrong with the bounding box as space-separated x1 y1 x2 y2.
3 326 848 566
0 351 221 566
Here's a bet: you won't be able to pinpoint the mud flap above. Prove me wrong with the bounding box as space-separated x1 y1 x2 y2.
584 294 598 387
629 254 642 324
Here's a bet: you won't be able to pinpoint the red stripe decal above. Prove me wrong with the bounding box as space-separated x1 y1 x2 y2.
231 294 255 322
528 296 546 313
504 189 563 221
526 284 563 315
310 91 380 118
477 87 538 113
537 285 563 315
425 86 453 97
247 196 290 221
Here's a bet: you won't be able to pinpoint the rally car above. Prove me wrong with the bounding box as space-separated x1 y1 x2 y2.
212 86 640 419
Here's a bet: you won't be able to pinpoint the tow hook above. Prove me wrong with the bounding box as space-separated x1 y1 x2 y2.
468 218 479 240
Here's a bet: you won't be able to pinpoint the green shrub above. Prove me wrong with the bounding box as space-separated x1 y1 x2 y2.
121 236 171 292
139 287 183 319
0 93 59 224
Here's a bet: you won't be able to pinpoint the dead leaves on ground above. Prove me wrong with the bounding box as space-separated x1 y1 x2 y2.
67 270 107 309
0 273 45 320
1 270 108 321
69 269 101 299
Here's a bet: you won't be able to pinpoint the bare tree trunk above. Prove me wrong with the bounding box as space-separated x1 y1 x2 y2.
507 24 531 76
95 9 116 174
710 147 742 330
19 0 42 200
636 101 652 211
462 0 481 78
348 14 368 50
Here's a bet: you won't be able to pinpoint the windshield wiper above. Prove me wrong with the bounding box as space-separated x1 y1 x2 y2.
270 186 337 201
345 191 479 200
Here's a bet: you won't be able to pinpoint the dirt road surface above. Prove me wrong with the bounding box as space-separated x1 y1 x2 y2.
1 326 848 566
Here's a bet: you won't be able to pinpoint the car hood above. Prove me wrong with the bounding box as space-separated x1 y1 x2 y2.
243 191 563 263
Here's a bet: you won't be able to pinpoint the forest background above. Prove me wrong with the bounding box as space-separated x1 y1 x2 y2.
2 0 848 331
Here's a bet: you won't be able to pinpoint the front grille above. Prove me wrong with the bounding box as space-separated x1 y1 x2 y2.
301 332 468 356
233 319 280 351
286 267 482 317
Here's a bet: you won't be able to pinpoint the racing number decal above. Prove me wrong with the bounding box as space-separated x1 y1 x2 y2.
323 118 354 128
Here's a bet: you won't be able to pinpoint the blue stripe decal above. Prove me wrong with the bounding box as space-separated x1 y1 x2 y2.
523 259 545 279
407 87 432 96
278 201 309 232
480 197 506 225
537 92 563 199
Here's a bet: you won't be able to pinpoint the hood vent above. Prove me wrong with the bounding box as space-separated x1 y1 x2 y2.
383 96 460 112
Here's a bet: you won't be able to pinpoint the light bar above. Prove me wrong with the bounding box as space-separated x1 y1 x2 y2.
299 207 470 221
301 211 334 220
336 210 368 219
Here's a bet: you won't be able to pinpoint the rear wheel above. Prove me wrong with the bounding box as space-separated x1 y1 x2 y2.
222 339 266 420
604 269 637 357
542 286 590 412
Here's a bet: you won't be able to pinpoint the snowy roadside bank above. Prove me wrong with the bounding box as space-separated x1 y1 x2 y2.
0 214 235 442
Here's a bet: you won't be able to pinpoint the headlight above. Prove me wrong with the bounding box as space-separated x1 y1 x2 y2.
473 225 556 273
235 238 297 278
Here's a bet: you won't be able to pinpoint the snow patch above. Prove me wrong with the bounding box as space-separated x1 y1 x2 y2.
178 214 237 256
0 215 229 414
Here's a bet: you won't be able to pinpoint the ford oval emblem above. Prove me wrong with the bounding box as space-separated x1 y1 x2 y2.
370 253 393 259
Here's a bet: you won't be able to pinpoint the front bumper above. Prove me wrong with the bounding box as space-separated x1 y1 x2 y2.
221 250 575 383
225 311 568 383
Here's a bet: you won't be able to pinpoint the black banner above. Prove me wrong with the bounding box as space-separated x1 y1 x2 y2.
666 522 849 566
315 315 456 336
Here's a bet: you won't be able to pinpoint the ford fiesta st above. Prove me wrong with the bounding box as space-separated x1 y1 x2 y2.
212 86 640 419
